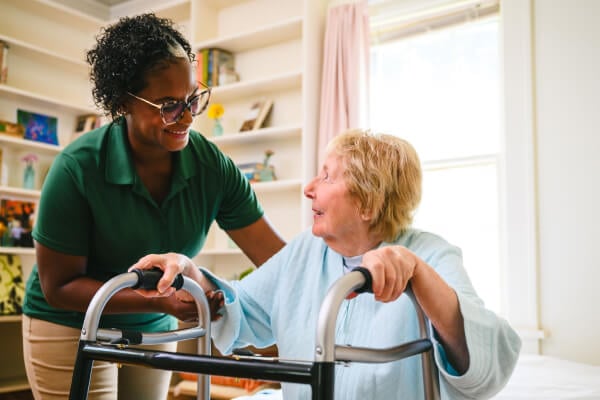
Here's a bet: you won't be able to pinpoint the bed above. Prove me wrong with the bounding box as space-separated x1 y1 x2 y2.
220 353 600 400
492 353 600 400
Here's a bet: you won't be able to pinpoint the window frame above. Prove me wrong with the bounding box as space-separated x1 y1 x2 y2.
368 0 543 352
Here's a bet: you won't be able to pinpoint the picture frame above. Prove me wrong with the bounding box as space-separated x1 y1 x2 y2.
236 161 276 183
0 253 25 315
17 109 59 146
239 99 273 132
0 40 8 84
71 114 101 143
0 198 36 248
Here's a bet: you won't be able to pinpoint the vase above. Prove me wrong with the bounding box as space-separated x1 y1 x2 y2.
212 119 224 137
23 163 35 189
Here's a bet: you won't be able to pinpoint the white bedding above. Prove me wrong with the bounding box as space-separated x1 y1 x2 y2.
492 354 600 399
232 354 600 399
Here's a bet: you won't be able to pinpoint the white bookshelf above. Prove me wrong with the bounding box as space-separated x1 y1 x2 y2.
0 0 102 393
208 124 302 145
0 0 327 393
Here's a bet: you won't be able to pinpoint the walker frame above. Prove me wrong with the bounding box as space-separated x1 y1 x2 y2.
69 268 440 400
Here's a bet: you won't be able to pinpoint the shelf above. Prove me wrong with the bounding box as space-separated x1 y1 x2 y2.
199 248 242 256
0 186 41 199
111 0 190 23
251 178 302 193
203 0 248 10
0 34 88 68
1 0 103 62
209 125 302 146
0 84 97 115
0 377 29 394
5 0 105 29
0 315 22 323
194 16 303 53
0 135 63 155
211 71 302 102
0 247 35 256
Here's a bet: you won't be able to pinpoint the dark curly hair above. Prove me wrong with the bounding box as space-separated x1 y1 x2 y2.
86 13 195 119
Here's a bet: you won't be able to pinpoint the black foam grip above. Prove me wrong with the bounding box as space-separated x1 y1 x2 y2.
352 267 373 294
131 267 184 291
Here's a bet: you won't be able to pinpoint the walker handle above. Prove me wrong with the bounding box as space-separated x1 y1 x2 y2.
351 267 373 294
130 267 184 291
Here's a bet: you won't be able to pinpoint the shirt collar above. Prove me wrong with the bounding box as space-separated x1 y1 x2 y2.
105 118 135 185
105 118 197 186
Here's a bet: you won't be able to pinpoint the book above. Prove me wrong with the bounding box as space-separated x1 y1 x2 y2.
0 254 24 315
212 48 235 86
71 114 101 143
197 47 235 87
195 50 204 84
0 198 36 248
17 109 59 146
239 99 273 132
0 41 8 84
0 119 25 138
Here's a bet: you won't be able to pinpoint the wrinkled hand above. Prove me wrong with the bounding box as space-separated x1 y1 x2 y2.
129 252 189 296
129 252 223 321
358 245 421 302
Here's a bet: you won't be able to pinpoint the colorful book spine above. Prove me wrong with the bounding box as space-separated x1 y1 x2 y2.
0 41 8 84
197 47 235 87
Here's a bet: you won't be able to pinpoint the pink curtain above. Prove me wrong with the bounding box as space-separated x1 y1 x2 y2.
317 0 370 166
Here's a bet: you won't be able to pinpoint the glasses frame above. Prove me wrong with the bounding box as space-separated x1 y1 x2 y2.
127 81 211 125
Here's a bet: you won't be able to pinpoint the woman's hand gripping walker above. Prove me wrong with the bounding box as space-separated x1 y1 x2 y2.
318 267 440 400
69 267 440 400
69 268 212 400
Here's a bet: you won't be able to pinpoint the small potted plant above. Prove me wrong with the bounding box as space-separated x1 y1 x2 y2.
256 149 276 182
207 103 224 137
21 153 38 189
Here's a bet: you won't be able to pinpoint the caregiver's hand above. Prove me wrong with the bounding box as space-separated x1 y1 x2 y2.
129 252 223 321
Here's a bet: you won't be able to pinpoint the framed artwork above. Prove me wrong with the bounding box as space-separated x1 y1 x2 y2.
17 109 59 145
239 99 273 132
0 254 24 315
0 198 36 248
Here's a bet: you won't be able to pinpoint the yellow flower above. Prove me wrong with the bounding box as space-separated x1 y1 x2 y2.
207 103 224 119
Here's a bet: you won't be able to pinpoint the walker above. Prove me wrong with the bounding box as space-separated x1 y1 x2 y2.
69 267 440 400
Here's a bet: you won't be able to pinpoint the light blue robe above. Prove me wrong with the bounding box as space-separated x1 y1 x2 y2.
204 229 521 399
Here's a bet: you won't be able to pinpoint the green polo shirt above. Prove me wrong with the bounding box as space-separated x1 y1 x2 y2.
23 118 263 331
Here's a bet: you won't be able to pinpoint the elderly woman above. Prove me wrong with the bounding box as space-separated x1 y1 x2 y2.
133 129 521 399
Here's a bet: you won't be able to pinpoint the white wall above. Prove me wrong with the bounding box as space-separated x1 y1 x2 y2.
372 0 600 364
533 0 600 364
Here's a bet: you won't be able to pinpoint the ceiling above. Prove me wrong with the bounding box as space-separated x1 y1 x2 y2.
91 0 131 5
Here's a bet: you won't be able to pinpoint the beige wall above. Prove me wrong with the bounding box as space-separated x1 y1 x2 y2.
533 0 600 364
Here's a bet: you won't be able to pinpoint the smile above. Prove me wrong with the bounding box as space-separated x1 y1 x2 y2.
165 128 188 136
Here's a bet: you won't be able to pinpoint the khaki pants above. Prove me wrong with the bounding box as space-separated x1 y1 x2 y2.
22 315 176 400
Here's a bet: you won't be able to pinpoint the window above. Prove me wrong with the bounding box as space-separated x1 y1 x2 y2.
370 12 502 312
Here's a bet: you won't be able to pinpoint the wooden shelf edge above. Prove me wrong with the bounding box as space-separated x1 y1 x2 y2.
211 71 302 102
0 34 88 68
251 178 303 193
193 16 303 53
26 0 105 27
0 84 97 114
0 186 42 199
0 246 36 255
0 135 64 155
0 314 23 323
0 377 29 394
199 248 242 256
208 125 302 145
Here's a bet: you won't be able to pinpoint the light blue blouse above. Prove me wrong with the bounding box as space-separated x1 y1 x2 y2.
204 229 521 399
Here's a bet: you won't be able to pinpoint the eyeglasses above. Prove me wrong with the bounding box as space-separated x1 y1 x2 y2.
127 82 211 125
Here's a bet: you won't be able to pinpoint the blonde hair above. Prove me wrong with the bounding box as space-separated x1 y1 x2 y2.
327 129 422 241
